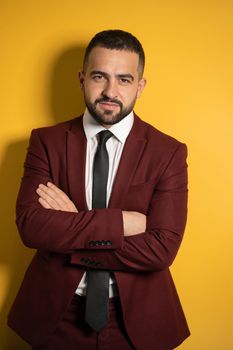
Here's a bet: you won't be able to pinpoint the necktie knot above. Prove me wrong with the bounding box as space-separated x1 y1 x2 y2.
98 130 113 146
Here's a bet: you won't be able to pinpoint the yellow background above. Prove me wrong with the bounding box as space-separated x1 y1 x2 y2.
1 0 233 349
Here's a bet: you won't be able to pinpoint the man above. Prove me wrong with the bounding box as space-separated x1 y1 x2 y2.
8 30 190 349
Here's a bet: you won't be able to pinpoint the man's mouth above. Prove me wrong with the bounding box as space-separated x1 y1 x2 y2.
98 101 120 110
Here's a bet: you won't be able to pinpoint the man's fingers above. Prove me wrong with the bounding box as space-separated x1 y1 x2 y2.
47 182 71 203
37 184 65 207
36 186 61 210
36 183 78 213
40 183 71 206
38 197 53 209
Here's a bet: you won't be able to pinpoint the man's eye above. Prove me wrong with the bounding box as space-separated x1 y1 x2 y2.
93 75 104 81
120 78 131 85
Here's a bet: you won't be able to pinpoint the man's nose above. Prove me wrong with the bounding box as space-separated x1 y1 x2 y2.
102 80 118 99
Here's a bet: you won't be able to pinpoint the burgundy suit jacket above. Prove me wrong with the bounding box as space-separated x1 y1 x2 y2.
8 114 190 350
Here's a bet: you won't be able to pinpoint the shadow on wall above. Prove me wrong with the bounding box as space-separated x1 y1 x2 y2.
0 45 86 350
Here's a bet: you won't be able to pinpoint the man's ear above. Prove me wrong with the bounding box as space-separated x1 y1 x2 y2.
137 78 147 99
78 71 85 90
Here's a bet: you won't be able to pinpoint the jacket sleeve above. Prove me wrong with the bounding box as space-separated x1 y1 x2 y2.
16 129 124 253
71 143 188 272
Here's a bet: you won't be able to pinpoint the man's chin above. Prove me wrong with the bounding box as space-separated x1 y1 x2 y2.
92 111 126 126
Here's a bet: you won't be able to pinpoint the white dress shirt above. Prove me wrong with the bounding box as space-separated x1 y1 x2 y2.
75 108 134 297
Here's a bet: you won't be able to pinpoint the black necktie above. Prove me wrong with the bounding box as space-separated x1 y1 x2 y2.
85 130 113 332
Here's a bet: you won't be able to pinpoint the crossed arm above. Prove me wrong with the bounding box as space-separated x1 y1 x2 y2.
36 182 146 237
16 129 187 272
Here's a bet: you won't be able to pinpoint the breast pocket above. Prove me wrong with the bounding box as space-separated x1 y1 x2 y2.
123 179 156 213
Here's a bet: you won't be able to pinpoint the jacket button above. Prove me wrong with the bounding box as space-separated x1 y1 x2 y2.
101 240 105 246
106 240 112 246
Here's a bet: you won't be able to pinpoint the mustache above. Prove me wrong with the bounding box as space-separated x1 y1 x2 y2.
95 97 123 108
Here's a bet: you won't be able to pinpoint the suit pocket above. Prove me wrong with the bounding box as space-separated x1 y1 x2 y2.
129 179 156 192
124 179 155 213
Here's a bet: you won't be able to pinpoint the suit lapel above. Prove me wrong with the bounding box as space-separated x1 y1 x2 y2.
66 114 147 210
109 116 147 208
66 117 88 211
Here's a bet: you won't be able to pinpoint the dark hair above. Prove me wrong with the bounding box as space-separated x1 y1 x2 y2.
83 29 145 77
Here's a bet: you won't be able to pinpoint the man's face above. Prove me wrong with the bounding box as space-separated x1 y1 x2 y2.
79 47 146 127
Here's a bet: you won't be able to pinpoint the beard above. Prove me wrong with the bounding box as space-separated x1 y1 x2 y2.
84 95 137 125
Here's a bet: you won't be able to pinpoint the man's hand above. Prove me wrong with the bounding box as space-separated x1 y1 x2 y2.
36 183 145 234
122 211 146 237
36 182 78 213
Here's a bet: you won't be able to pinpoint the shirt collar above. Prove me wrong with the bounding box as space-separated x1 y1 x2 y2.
83 108 134 143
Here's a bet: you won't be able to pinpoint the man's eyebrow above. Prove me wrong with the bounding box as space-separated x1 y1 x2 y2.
90 71 134 81
90 70 108 77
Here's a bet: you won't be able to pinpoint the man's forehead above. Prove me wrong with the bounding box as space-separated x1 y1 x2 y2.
85 47 140 71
